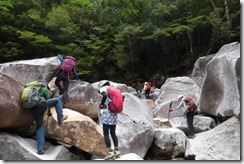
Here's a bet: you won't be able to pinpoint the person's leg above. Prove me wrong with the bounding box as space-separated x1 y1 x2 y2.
47 97 64 122
103 124 115 160
110 125 118 148
186 112 195 137
145 90 149 99
110 125 120 157
62 76 70 104
31 103 47 154
103 124 111 148
55 73 64 95
36 120 45 153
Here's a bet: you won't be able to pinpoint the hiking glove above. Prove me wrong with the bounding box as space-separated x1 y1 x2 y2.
169 108 174 112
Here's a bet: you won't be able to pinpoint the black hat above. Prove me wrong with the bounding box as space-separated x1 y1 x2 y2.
99 81 110 88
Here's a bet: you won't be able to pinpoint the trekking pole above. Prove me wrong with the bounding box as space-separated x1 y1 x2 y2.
168 101 173 122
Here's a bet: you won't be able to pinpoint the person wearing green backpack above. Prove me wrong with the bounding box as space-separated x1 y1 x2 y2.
23 80 68 155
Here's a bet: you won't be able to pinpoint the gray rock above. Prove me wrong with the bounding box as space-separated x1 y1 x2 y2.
0 57 60 85
199 42 240 117
185 116 240 160
0 132 80 160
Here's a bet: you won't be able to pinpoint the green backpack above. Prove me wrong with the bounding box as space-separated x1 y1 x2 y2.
21 81 46 109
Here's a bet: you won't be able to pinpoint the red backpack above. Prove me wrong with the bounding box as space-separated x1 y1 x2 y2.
107 86 124 113
60 56 76 75
146 82 152 90
184 98 197 112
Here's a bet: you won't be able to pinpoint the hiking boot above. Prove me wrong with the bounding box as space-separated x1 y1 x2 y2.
59 90 64 95
114 149 121 158
104 150 115 160
37 150 45 155
58 115 68 125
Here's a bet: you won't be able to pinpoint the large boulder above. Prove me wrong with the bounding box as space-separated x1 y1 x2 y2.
199 42 240 117
190 54 215 87
170 115 216 135
92 80 129 93
0 57 60 85
114 93 155 158
152 76 200 119
95 153 143 160
0 73 33 128
0 132 80 160
185 116 240 160
153 115 216 135
62 80 101 119
150 128 187 159
44 108 107 157
115 153 143 160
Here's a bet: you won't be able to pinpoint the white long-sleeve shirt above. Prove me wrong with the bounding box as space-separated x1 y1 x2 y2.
174 98 188 112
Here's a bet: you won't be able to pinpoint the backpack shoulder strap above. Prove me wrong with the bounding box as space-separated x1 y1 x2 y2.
184 98 190 102
25 81 41 88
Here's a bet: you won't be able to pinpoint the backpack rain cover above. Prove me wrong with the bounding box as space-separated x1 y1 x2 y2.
21 81 44 109
107 86 123 113
60 56 76 75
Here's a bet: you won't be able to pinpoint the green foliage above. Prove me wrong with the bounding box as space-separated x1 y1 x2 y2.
26 8 43 23
0 0 240 84
17 30 52 46
45 5 78 41
207 8 232 48
150 2 177 22
55 43 77 53
0 0 12 12
0 41 22 61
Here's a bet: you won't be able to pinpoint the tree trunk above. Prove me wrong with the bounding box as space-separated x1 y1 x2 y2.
128 38 135 72
187 30 193 56
224 0 231 29
210 0 220 18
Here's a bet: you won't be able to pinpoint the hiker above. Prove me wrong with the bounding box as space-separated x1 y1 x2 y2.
98 81 121 160
173 95 196 139
55 54 78 105
26 80 68 155
136 89 143 98
143 81 152 99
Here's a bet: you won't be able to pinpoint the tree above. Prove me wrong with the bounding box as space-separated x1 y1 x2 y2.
0 0 240 84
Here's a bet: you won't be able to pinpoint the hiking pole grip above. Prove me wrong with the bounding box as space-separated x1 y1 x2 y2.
168 101 173 121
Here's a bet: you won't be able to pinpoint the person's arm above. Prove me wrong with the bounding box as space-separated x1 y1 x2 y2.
174 100 185 110
72 67 79 80
99 86 108 109
57 54 64 63
100 91 107 106
41 87 50 100
143 84 147 91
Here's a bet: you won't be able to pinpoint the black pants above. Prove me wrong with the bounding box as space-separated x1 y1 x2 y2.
103 124 118 148
55 71 69 104
145 89 150 99
31 102 48 128
186 111 195 136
